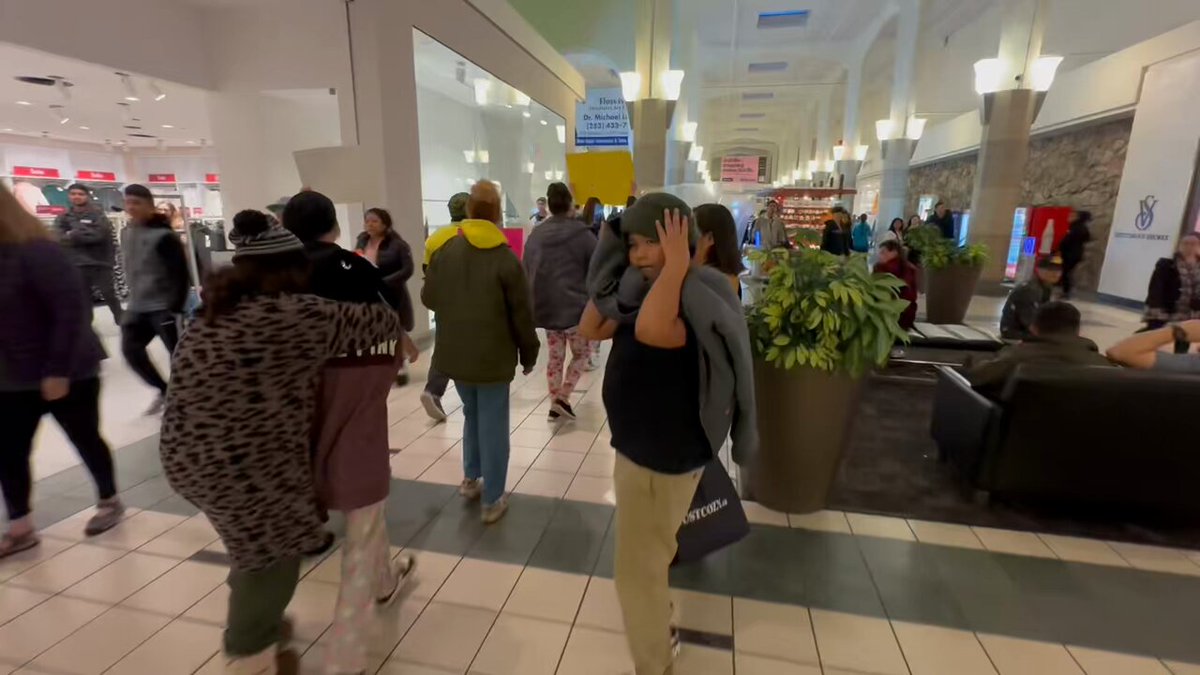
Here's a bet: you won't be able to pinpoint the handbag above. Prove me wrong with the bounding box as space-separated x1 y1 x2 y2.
673 460 750 566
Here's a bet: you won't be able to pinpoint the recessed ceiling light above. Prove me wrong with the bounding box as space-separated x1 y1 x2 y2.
522 111 531 118
185 140 197 145
78 125 90 130
1 128 12 132
539 119 548 126
161 124 175 129
16 100 31 106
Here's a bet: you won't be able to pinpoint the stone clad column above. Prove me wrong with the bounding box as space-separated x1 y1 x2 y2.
875 1 920 226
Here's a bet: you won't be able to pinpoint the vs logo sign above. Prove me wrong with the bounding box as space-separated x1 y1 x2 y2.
1134 195 1158 231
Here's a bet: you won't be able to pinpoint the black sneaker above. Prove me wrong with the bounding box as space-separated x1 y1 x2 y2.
551 399 577 420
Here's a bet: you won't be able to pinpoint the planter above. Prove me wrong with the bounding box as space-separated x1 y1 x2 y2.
751 360 865 513
924 263 983 324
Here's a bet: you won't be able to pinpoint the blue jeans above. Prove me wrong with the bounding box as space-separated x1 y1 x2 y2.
458 383 511 506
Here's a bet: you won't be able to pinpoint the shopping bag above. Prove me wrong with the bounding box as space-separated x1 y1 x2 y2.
673 460 750 566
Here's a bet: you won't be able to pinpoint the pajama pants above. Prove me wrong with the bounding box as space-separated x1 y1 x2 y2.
326 501 398 674
545 328 590 402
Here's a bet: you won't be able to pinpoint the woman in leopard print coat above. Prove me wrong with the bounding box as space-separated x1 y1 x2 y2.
158 211 404 672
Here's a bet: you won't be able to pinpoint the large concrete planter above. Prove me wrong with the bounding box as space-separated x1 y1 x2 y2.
924 264 983 324
751 360 865 514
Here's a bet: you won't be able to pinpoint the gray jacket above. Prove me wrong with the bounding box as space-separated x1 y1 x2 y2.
121 215 190 315
55 206 114 268
523 215 598 330
756 216 789 249
588 225 758 465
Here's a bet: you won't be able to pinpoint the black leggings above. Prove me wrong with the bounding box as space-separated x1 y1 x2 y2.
121 311 179 393
0 378 117 521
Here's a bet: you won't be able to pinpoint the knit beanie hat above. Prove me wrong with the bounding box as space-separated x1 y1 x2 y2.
618 192 698 245
448 192 469 222
230 209 304 259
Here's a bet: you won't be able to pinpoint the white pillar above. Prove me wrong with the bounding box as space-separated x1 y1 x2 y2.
877 0 921 228
815 88 833 167
841 56 864 149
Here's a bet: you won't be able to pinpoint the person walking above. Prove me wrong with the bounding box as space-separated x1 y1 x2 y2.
55 183 122 323
0 184 125 558
878 217 906 245
850 213 873 253
1057 210 1092 299
693 203 745 296
756 200 789 249
422 181 539 524
927 201 956 240
419 193 469 422
160 210 405 674
356 207 416 385
119 184 190 414
1144 232 1200 353
523 183 598 420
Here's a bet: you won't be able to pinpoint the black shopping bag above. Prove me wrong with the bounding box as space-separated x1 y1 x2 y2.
673 460 750 566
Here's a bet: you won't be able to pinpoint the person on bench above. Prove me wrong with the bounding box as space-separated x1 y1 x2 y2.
969 301 1112 399
1000 255 1063 340
1107 319 1200 373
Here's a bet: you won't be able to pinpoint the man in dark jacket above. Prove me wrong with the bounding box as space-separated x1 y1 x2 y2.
1057 210 1091 299
419 193 470 422
56 183 122 323
523 183 598 419
422 181 538 524
927 201 956 240
970 301 1112 399
120 184 190 414
1000 255 1062 340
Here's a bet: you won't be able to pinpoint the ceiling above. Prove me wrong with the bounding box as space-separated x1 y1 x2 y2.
0 42 211 147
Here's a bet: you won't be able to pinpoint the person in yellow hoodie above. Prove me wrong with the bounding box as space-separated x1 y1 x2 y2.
422 180 539 524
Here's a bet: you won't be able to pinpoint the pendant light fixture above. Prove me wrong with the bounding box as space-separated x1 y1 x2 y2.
116 72 139 102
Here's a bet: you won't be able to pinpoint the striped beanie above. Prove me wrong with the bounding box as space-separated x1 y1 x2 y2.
230 209 305 259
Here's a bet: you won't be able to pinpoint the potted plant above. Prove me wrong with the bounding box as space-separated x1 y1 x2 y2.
905 226 988 324
746 248 911 513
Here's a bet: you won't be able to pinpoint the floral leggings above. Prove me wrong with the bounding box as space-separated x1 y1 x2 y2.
546 328 591 403
325 501 396 674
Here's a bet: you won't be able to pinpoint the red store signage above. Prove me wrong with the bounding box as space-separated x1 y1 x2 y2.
13 166 61 178
36 205 67 216
147 173 177 183
76 170 117 182
204 173 220 184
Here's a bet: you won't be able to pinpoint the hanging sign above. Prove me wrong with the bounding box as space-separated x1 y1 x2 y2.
13 166 60 178
148 173 177 183
720 156 763 183
76 170 117 182
204 173 220 184
36 205 67 216
575 88 631 148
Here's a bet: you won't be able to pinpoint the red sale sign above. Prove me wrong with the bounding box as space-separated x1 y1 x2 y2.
148 173 177 183
76 170 117 182
13 166 61 178
204 173 220 184
36 205 67 216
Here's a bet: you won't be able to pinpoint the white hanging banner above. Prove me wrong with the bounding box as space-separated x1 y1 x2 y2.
575 88 631 149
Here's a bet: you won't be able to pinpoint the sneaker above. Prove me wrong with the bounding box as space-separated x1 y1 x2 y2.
376 554 417 607
395 372 410 387
550 399 577 420
421 390 447 422
84 498 126 536
145 393 166 416
0 531 40 560
303 531 336 558
548 409 561 421
481 497 509 525
459 478 483 501
670 625 682 658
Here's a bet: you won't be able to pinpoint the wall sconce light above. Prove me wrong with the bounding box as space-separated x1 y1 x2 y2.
823 159 836 172
660 70 685 101
697 159 708 174
619 72 642 102
524 162 535 174
832 143 846 161
973 58 1003 95
556 124 566 144
854 144 870 161
807 159 819 173
514 92 531 107
905 115 927 140
792 168 803 181
875 119 895 142
1030 56 1063 92
544 170 554 180
688 145 704 162
681 121 698 143
554 170 564 181
463 150 476 164
477 150 490 164
473 79 491 106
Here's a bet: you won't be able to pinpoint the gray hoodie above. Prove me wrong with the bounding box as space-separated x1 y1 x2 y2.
121 214 190 315
523 215 598 331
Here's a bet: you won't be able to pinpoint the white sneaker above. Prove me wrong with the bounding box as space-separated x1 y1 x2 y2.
459 478 482 501
420 391 447 422
376 554 416 607
481 497 509 524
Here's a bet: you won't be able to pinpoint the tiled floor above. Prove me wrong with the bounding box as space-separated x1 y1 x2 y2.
6 297 1199 674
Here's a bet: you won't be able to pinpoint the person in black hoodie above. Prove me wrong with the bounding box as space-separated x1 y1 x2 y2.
120 184 190 415
284 191 395 307
1056 210 1092 299
56 183 122 323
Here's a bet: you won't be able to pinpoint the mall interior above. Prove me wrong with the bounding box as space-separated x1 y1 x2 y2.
2 0 1200 673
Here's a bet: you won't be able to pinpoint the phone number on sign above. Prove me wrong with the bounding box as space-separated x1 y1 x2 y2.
584 122 626 131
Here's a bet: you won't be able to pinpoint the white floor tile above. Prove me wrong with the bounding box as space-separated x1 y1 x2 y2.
137 514 219 559
1163 660 1200 674
787 510 851 534
405 435 460 456
809 609 908 675
507 446 544 469
391 452 439 480
1108 542 1200 575
556 626 635 675
977 633 1084 674
577 453 615 478
0 537 74 584
0 596 109 666
892 620 998 675
530 450 586 474
38 507 143 543
845 513 917 541
392 602 496 671
61 551 180 604
674 644 733 675
510 429 555 450
502 568 588 623
907 520 985 549
1067 645 1172 675
405 550 464 601
29 606 168 675
671 589 731 634
732 598 818 665
734 653 822 674
471 614 569 675
420 458 467 486
6 543 126 593
564 475 616 505
433 558 523 611
121 560 228 617
283 579 340 642
1038 535 1130 567
740 501 789 527
574 577 624 633
971 527 1058 559
547 429 600 453
0 585 50 627
85 511 188 551
513 469 573 499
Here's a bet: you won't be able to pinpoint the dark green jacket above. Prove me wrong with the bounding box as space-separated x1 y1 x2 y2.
1000 278 1053 340
968 335 1113 400
421 220 539 384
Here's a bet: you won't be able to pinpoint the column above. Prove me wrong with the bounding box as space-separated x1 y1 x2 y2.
834 56 865 201
629 100 673 191
876 0 921 226
969 0 1050 285
629 0 676 191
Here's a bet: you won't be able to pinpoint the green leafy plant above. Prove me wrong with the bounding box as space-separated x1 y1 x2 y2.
905 225 988 270
747 248 911 376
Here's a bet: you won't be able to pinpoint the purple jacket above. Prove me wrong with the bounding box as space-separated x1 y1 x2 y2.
0 239 105 388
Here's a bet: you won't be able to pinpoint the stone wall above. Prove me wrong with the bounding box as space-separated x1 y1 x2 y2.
906 117 1133 292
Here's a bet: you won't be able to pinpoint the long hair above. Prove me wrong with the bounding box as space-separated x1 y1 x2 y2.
694 203 746 275
365 207 394 232
890 218 905 234
581 197 602 226
201 252 311 322
0 183 52 245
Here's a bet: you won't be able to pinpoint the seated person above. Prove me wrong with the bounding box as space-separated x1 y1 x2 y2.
969 301 1112 399
1000 255 1062 340
1107 319 1200 373
873 240 918 330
